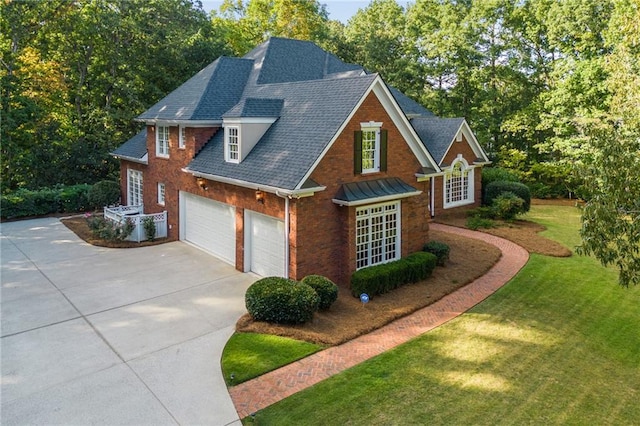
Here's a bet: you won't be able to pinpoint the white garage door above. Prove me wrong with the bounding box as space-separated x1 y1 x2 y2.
181 192 235 265
246 211 285 277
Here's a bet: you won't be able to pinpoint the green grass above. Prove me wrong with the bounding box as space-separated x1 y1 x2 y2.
245 206 640 425
221 333 323 386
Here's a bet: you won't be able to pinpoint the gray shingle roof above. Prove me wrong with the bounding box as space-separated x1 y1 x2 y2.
389 87 434 117
111 129 147 162
125 37 474 190
137 57 253 121
410 117 465 163
186 74 378 190
223 98 284 118
242 37 364 85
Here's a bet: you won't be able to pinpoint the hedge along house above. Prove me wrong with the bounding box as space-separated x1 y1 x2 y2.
112 37 490 286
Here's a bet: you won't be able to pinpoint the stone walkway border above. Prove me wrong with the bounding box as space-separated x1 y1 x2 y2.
229 223 530 419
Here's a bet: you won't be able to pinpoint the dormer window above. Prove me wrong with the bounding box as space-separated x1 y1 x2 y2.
156 125 169 158
354 122 387 174
226 126 240 163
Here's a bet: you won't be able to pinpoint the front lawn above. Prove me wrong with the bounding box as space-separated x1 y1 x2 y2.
221 333 323 386
245 205 640 425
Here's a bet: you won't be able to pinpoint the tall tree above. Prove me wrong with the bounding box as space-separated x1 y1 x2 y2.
343 0 418 96
577 0 640 286
211 0 329 56
1 0 228 191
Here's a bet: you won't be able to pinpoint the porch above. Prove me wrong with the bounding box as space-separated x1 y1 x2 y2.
104 205 168 242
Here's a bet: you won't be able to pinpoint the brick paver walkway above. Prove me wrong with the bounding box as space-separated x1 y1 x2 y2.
229 224 530 419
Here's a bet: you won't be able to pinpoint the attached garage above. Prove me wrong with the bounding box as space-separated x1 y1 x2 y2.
245 210 285 277
180 192 236 265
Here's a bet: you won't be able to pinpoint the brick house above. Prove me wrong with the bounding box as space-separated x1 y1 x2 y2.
112 37 490 285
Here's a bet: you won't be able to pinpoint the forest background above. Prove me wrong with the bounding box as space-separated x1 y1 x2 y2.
2 0 638 285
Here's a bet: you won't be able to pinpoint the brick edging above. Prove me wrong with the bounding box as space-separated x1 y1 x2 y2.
229 224 529 419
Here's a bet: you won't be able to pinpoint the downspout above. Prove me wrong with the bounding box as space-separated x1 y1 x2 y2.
276 191 290 279
430 177 435 219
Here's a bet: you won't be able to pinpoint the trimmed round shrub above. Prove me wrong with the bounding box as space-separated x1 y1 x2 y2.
88 180 121 209
245 277 319 324
484 180 531 212
423 241 450 266
491 191 525 220
482 167 520 187
301 275 338 310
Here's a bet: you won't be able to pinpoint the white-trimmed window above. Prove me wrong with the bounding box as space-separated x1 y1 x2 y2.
361 129 378 172
355 122 386 174
444 157 474 208
157 182 165 206
226 126 239 162
356 201 400 269
156 125 170 158
128 169 143 206
179 125 186 149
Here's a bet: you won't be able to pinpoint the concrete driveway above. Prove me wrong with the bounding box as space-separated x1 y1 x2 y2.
1 217 256 425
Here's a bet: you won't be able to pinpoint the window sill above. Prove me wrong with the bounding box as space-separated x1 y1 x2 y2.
444 199 474 209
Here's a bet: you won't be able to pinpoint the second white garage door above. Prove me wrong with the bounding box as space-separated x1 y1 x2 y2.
246 211 285 277
181 192 236 265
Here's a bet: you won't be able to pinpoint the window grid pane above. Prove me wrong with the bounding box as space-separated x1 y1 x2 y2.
446 163 469 204
158 183 165 205
228 127 239 160
128 170 143 206
179 126 186 148
158 126 169 155
356 202 399 269
361 130 376 171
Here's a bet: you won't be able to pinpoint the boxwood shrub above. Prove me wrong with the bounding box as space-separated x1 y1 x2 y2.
484 180 531 212
492 191 525 220
300 275 338 310
423 241 450 266
350 252 437 298
245 277 319 324
1 184 92 219
88 180 121 209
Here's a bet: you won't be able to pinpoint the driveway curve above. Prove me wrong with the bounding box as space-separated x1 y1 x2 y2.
1 217 256 426
230 223 530 418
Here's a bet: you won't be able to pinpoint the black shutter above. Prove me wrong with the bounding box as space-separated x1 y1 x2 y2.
354 130 363 174
380 129 388 172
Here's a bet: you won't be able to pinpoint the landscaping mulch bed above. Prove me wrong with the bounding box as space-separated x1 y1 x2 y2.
236 229 502 346
60 199 573 346
435 201 573 258
60 214 167 248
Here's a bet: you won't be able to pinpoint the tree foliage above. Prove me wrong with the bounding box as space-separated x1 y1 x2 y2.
1 0 229 192
576 0 640 286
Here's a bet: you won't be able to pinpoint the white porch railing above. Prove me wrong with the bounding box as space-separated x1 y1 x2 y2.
104 205 167 242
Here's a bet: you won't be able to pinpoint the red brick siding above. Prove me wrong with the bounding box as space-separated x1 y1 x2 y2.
118 160 146 205
294 92 431 285
121 124 286 273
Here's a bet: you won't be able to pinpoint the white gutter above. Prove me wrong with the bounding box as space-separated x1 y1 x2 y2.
135 119 223 127
111 153 148 165
430 177 435 218
182 168 326 198
276 191 290 279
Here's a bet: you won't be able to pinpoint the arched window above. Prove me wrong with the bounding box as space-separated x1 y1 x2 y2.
444 158 474 208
